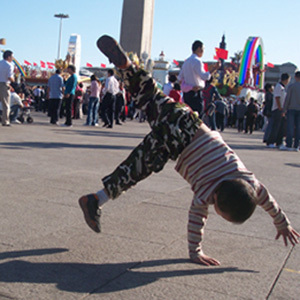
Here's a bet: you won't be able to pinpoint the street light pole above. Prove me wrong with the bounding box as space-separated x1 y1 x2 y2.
54 13 69 60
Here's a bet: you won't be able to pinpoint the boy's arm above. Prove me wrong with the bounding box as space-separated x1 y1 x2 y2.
188 202 220 266
256 183 299 245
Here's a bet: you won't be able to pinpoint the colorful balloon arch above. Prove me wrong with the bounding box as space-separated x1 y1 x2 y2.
238 37 265 89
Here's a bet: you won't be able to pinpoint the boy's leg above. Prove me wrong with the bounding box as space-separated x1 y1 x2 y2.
97 35 164 114
79 35 201 232
103 100 201 199
102 129 169 199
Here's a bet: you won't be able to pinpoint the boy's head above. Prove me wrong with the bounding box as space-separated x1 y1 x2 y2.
214 179 257 224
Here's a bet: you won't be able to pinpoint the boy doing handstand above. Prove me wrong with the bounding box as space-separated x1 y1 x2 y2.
79 35 299 266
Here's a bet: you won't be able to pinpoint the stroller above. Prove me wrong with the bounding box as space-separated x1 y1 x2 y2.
17 99 34 123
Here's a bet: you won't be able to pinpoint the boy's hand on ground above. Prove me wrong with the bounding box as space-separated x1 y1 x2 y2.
275 225 300 246
191 252 220 266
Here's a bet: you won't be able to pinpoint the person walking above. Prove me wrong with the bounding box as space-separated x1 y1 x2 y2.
0 50 14 126
262 83 274 142
63 65 78 127
101 69 119 128
236 98 247 132
47 69 64 125
266 73 290 148
245 97 258 134
202 78 221 130
73 83 84 119
115 81 126 125
280 71 300 151
86 75 101 126
178 40 220 117
215 98 228 132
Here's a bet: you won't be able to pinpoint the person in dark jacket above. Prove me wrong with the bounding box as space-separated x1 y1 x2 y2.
245 97 258 134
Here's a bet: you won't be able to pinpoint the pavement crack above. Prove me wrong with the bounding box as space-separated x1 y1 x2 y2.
265 245 295 299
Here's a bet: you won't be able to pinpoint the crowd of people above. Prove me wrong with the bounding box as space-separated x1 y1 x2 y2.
1 48 299 153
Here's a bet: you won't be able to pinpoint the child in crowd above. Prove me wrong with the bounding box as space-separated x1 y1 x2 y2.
79 35 299 266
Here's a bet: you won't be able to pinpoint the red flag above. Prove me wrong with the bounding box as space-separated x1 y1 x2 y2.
100 63 106 68
48 65 53 69
24 60 31 65
86 63 93 67
47 62 55 67
40 61 46 68
267 62 274 68
173 59 179 66
213 55 219 60
33 62 37 66
203 63 208 72
215 48 228 60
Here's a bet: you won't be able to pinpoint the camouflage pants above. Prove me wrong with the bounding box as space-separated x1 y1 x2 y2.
102 66 202 199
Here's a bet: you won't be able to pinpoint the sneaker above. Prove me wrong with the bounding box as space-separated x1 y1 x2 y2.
97 35 131 69
79 194 101 233
267 144 276 148
279 145 288 151
12 119 21 124
294 147 299 152
94 123 99 127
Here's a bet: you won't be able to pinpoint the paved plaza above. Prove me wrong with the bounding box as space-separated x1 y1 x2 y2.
0 112 299 299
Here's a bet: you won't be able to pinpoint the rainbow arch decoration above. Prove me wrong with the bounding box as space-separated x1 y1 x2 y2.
238 37 264 89
12 57 26 77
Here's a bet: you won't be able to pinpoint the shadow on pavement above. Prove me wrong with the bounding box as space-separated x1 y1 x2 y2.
285 163 300 168
54 129 146 139
0 254 258 294
0 142 134 150
0 248 69 260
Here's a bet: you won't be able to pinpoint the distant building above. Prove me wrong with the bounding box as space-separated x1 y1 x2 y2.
67 34 81 76
264 62 298 86
152 51 169 86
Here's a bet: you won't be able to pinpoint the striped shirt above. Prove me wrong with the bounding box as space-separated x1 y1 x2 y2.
175 130 290 259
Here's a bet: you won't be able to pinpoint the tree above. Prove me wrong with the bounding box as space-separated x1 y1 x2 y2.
230 50 243 71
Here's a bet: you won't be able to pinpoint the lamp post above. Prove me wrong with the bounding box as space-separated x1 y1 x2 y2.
54 13 69 60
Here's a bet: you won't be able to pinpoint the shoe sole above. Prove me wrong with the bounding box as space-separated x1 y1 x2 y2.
79 195 101 233
96 35 128 68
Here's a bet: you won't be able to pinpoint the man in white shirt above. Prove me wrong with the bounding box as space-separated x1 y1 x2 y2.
0 50 14 126
101 69 119 128
178 41 220 117
266 73 290 148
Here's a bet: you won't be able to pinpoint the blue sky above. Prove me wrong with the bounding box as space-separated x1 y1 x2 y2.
1 0 299 69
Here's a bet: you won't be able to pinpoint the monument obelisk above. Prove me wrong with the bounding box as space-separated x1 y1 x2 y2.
120 0 155 59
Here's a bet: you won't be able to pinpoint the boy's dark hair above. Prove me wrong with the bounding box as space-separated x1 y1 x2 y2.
108 69 114 76
192 40 203 52
3 50 13 60
281 73 290 82
56 69 62 74
295 71 300 78
264 83 272 91
169 74 177 83
68 65 76 73
215 179 257 223
174 83 181 91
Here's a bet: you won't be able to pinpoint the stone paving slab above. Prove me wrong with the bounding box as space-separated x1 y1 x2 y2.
0 112 299 299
